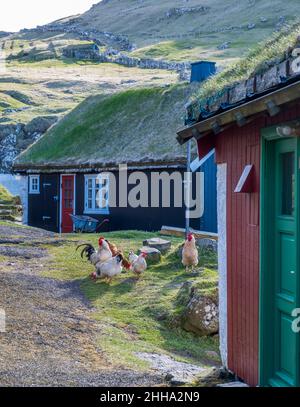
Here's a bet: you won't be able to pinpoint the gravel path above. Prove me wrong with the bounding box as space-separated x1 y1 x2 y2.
0 224 164 387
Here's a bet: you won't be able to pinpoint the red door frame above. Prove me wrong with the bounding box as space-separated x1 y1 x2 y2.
60 175 75 233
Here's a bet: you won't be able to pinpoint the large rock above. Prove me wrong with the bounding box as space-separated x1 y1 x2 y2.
138 246 161 264
183 295 219 336
177 282 219 336
196 238 218 253
142 238 171 254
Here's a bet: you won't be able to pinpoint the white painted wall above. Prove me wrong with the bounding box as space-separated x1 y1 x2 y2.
0 174 28 224
217 163 228 368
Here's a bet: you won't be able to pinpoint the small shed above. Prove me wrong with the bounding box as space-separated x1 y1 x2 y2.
190 61 216 83
177 30 300 387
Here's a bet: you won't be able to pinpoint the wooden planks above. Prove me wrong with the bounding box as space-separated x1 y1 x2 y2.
160 225 218 240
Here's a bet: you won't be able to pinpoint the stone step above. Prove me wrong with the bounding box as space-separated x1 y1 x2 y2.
217 381 249 387
0 203 15 210
0 214 17 222
143 237 171 254
0 209 13 215
138 246 161 264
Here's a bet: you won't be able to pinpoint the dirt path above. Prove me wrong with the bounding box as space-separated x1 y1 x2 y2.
0 224 164 387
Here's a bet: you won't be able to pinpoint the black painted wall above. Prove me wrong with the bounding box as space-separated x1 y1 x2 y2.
75 169 187 232
27 168 205 233
28 174 59 232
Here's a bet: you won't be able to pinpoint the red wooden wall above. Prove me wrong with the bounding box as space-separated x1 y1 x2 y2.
199 101 300 386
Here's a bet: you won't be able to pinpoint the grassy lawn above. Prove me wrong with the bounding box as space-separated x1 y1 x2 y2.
44 230 220 370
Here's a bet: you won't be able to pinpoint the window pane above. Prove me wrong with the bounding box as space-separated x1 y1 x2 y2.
281 152 295 216
86 176 109 212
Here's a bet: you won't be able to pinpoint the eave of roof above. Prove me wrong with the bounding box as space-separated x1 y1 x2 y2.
177 76 300 144
13 159 187 174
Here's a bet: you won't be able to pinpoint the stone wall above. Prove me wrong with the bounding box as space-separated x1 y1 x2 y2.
62 46 100 60
24 23 133 51
164 6 210 19
99 49 191 73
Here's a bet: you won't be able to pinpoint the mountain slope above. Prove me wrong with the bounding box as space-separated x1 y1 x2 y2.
2 0 299 173
63 0 298 62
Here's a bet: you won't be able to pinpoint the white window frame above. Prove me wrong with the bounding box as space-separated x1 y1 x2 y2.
29 175 40 194
84 174 110 215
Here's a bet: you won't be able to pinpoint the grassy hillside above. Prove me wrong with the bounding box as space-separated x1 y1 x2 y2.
0 58 176 124
15 84 195 167
3 1 297 66
1 1 298 146
73 0 298 62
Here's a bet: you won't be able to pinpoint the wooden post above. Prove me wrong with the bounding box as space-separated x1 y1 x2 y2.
185 139 191 237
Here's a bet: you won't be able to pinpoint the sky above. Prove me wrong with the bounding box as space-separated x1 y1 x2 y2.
0 0 99 32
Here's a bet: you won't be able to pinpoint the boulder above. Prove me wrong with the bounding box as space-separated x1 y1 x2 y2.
142 237 171 254
182 294 219 336
138 246 161 264
177 282 219 336
196 238 218 252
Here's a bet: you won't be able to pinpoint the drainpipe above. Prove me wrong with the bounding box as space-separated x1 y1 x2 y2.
185 139 192 237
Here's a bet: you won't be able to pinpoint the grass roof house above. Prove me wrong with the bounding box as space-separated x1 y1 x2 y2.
14 84 217 234
177 24 300 387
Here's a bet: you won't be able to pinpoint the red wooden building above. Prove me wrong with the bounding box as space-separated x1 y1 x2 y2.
177 41 300 387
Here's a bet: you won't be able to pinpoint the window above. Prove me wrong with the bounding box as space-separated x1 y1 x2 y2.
84 174 109 214
29 175 40 194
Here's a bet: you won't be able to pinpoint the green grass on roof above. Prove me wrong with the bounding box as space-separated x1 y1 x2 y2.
16 84 194 167
192 22 300 104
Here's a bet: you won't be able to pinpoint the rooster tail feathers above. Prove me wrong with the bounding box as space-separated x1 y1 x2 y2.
76 243 96 260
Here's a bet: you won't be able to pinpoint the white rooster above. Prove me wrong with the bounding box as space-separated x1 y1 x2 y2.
77 237 112 266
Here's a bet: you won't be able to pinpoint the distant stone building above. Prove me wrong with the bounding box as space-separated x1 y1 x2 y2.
62 43 100 60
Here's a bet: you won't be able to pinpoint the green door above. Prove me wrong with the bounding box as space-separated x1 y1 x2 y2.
260 133 300 387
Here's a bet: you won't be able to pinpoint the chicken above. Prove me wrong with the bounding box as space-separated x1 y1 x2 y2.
182 233 199 272
77 237 112 266
105 240 119 256
77 237 131 281
76 237 113 282
105 239 131 271
93 253 124 283
129 251 147 277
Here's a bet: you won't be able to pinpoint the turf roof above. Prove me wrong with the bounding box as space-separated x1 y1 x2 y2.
15 84 195 170
190 22 300 109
